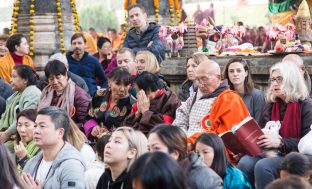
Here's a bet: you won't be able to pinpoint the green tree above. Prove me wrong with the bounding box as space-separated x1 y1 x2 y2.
78 4 118 33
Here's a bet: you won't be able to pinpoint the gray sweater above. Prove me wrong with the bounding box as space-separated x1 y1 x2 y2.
23 142 86 189
242 88 265 123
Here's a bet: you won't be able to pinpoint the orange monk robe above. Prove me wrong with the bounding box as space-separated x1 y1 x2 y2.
83 31 98 55
93 32 107 44
111 34 122 52
188 90 250 163
188 90 250 144
0 53 34 83
208 90 250 134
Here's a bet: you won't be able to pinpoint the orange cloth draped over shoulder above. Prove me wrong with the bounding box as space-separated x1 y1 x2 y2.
188 90 250 145
111 35 122 52
83 31 98 55
0 53 34 83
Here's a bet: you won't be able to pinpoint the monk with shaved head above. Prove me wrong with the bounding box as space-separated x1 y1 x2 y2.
282 54 311 96
173 59 250 143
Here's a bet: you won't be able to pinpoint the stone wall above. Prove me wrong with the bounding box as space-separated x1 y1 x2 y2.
160 53 312 93
17 0 75 70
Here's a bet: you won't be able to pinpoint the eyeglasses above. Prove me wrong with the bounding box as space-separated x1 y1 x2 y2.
268 76 283 84
195 75 217 84
102 45 111 49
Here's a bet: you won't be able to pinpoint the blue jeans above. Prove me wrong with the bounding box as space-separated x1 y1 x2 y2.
237 155 283 189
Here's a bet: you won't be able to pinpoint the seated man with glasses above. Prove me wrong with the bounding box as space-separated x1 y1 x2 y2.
173 60 250 138
93 37 117 75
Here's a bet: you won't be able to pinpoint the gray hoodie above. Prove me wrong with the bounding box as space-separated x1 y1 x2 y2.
23 142 86 189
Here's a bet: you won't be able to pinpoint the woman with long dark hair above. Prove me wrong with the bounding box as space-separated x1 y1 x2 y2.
129 152 188 189
223 57 265 122
195 133 251 189
148 125 223 189
0 143 25 189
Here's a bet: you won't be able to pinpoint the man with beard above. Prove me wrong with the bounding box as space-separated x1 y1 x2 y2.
123 5 165 63
67 33 108 95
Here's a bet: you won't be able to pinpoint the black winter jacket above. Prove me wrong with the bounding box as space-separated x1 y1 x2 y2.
123 22 165 63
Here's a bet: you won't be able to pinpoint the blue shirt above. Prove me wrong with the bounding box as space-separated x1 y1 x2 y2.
67 52 108 95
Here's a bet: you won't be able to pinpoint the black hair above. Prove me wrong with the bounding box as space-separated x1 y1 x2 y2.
71 33 86 44
95 134 111 162
279 152 312 177
0 143 25 189
149 125 188 161
109 29 117 34
195 133 229 178
128 152 187 189
15 109 37 143
6 33 25 52
134 71 160 93
108 67 132 86
97 37 111 49
44 59 68 79
37 106 70 140
13 65 37 86
266 176 311 189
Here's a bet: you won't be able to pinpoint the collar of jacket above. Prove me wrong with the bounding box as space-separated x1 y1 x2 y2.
129 22 158 35
197 79 230 100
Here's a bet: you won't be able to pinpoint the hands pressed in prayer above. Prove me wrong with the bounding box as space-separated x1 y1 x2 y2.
137 90 150 114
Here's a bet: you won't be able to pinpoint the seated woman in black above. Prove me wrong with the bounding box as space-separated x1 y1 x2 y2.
84 68 135 139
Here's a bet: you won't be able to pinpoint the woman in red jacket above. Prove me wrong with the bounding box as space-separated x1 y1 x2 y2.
37 59 91 129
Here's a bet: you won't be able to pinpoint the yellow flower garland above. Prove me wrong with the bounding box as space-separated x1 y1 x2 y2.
168 0 175 26
154 0 159 22
121 0 129 47
131 0 136 5
56 0 66 54
174 0 180 23
70 0 80 32
29 0 35 56
10 0 21 35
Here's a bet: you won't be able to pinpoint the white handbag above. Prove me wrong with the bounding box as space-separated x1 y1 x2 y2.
298 124 312 155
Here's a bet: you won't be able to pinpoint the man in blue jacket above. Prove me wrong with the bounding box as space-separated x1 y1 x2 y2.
67 33 108 95
123 4 165 63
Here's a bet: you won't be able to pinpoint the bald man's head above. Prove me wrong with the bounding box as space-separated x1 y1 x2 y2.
195 60 221 95
282 54 305 75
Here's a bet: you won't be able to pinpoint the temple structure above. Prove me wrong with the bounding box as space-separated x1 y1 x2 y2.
10 0 78 70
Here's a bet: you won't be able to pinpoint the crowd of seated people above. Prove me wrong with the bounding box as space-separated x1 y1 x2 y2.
1 4 312 189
